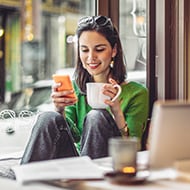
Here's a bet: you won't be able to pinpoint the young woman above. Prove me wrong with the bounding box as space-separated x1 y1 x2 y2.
21 16 149 164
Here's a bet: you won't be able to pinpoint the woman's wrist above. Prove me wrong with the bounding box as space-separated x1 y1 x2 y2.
119 123 129 136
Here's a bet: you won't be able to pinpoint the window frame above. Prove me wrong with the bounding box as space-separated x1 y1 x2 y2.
97 0 155 116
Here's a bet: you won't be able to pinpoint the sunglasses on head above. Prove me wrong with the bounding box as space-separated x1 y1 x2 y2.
78 16 113 30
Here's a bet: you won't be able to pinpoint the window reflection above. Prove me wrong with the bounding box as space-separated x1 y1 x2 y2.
131 0 146 37
120 0 146 85
0 0 147 103
0 0 96 104
21 0 95 85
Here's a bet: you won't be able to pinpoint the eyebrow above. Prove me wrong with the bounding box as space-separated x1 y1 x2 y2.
80 44 107 48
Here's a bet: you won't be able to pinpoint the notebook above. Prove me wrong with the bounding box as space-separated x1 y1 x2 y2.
148 100 190 170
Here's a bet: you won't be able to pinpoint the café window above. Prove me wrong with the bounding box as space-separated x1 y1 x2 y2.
119 0 146 85
21 0 96 85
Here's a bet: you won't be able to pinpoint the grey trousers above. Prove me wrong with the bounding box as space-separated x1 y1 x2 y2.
21 109 121 164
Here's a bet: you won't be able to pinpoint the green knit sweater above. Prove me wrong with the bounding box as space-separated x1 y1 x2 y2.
65 81 149 151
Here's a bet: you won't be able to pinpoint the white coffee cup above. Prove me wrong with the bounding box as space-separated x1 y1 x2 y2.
86 82 121 109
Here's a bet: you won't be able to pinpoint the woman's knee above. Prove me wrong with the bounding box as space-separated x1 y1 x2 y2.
33 111 64 132
84 109 113 130
85 109 109 120
38 111 61 120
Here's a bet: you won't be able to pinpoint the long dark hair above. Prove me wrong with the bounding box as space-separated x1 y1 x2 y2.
74 16 127 93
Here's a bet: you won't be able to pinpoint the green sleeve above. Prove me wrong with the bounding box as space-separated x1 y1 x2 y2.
64 81 90 143
121 82 149 140
127 89 148 138
64 81 81 143
65 105 81 143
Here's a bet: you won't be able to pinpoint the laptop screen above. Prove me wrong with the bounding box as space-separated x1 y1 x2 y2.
148 100 190 170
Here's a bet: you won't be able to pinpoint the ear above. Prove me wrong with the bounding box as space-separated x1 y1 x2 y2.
112 44 117 58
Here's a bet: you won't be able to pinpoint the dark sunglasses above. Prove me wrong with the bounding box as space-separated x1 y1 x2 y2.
78 16 113 30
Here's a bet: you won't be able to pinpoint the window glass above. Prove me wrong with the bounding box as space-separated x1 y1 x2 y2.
0 0 95 109
119 0 146 85
22 0 96 85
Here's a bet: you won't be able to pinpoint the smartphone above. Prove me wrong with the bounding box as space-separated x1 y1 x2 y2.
52 74 76 98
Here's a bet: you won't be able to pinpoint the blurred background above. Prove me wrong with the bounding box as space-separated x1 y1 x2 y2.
0 0 146 114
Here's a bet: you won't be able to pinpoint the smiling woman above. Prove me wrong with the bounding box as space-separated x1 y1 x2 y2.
78 31 117 79
16 15 149 167
0 1 151 182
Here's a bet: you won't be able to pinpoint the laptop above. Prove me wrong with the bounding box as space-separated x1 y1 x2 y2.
148 100 190 170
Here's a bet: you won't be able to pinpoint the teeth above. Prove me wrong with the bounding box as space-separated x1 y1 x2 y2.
88 63 99 67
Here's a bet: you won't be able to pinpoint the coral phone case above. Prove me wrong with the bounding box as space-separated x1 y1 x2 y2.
52 74 76 98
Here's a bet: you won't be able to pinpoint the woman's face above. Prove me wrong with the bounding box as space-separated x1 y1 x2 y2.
79 31 117 82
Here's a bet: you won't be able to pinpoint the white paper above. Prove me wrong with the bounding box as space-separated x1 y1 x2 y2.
12 156 105 184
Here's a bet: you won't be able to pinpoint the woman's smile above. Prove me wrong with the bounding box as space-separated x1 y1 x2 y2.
79 31 116 79
87 62 101 69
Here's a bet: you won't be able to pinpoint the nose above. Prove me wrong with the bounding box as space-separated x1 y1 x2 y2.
87 50 97 62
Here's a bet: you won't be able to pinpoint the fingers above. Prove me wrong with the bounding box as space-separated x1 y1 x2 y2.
53 99 76 108
102 78 121 108
109 78 117 85
103 79 120 99
51 89 75 98
51 91 77 103
51 82 77 110
51 81 75 98
52 94 77 110
52 82 59 93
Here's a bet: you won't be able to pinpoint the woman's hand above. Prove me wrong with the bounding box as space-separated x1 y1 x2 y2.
51 82 77 112
103 78 126 130
103 78 121 111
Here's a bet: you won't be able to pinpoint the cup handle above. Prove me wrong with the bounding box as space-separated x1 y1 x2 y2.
111 84 122 102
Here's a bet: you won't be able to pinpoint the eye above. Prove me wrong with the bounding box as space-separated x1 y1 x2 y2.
96 47 105 52
95 44 107 52
80 47 89 52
